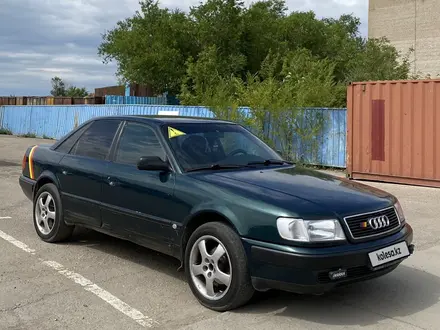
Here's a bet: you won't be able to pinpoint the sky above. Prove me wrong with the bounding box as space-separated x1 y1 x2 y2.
0 0 368 96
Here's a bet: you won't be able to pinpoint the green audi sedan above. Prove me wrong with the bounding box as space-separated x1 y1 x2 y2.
19 115 414 311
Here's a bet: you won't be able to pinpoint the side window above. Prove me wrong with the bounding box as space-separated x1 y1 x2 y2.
115 122 166 165
55 123 91 154
71 120 120 160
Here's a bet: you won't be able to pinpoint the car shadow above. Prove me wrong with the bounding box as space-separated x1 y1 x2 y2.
66 228 438 327
68 226 185 282
235 264 440 327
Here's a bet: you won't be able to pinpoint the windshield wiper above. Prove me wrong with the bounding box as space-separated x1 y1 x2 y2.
186 164 252 173
247 159 294 166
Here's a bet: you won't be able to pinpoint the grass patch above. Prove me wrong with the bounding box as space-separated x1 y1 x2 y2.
19 133 37 138
0 128 12 135
296 163 347 176
42 134 55 140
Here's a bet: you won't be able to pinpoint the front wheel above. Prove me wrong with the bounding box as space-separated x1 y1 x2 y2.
184 222 255 311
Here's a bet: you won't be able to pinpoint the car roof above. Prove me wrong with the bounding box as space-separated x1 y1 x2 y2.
92 115 237 125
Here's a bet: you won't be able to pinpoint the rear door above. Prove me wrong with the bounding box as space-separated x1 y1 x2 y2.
100 121 177 254
58 119 122 227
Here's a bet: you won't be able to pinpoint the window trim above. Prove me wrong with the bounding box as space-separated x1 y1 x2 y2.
68 119 123 161
110 120 175 172
54 122 92 154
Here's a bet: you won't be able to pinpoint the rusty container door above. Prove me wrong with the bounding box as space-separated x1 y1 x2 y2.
16 97 24 105
347 79 440 188
72 97 85 104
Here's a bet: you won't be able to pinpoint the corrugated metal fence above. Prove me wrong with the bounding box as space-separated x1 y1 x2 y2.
105 95 168 105
105 95 180 105
0 106 4 130
0 105 346 168
0 105 214 139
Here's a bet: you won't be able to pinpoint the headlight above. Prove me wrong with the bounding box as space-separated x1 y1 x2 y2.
276 218 346 242
394 201 406 224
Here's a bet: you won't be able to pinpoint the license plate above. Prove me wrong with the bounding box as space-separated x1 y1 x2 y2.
368 241 410 268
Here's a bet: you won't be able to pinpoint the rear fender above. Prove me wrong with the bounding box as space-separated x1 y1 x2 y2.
33 171 61 199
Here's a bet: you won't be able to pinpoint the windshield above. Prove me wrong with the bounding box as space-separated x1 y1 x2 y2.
161 122 284 171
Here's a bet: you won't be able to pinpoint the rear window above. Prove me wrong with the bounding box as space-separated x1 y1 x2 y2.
55 123 91 154
70 120 121 160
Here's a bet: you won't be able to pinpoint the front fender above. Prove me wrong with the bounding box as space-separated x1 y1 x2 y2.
184 202 244 235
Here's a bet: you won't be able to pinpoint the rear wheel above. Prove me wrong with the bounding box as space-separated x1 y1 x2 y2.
33 183 74 242
184 222 255 311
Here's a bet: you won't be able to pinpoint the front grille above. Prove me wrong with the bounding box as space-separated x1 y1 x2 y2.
343 206 401 240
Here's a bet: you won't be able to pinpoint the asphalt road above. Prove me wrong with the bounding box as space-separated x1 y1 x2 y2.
1 135 440 330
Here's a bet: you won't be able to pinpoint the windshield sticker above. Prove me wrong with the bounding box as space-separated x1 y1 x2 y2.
168 126 186 139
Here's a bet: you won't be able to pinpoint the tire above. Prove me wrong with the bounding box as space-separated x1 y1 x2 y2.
33 183 74 243
184 222 255 311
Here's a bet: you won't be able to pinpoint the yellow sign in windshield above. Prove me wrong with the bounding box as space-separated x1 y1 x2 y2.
168 126 186 139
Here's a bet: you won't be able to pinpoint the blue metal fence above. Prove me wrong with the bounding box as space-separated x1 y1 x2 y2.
105 95 168 105
105 95 181 105
0 106 4 130
292 108 346 168
0 104 347 168
0 105 214 140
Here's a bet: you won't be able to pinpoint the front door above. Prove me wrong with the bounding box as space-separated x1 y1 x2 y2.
101 121 177 254
58 119 122 228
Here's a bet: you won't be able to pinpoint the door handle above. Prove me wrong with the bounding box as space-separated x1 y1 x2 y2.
62 170 69 175
107 177 119 187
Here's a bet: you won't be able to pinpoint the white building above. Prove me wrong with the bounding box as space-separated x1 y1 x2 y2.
368 0 440 77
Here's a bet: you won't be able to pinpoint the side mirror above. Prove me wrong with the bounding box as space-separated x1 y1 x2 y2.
137 156 170 172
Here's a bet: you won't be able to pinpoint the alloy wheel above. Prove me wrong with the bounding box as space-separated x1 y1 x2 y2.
35 192 56 235
189 235 232 301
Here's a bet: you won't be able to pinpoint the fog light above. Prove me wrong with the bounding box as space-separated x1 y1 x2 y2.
329 269 347 280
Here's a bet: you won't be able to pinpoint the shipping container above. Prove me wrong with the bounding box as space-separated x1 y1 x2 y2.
0 97 9 106
27 97 47 105
84 96 104 104
72 97 86 105
346 79 440 188
95 83 154 97
129 83 154 97
105 95 168 105
16 97 26 105
94 85 125 97
54 97 72 105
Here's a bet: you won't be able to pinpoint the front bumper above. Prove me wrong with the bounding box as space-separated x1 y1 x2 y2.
243 223 414 294
19 175 36 201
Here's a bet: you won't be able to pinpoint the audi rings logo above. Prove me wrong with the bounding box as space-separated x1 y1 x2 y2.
368 215 390 230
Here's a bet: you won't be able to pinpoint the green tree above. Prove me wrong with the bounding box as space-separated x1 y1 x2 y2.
98 0 411 106
65 86 89 97
50 77 89 97
345 37 411 82
98 0 197 95
50 76 66 97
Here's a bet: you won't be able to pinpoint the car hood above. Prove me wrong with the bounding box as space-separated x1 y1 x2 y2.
192 166 396 218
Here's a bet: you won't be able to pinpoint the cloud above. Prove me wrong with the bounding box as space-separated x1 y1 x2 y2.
0 0 368 96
